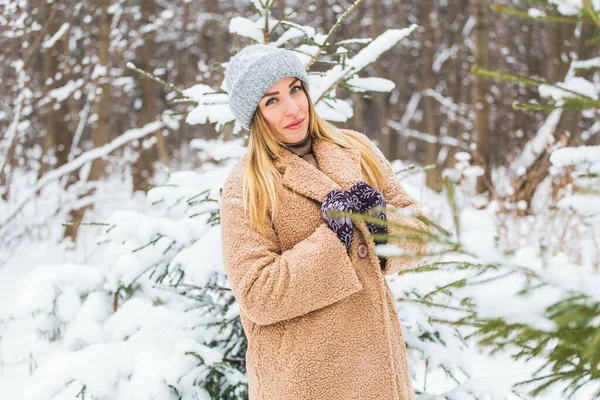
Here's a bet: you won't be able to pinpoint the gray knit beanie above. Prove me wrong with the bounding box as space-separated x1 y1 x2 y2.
225 44 310 130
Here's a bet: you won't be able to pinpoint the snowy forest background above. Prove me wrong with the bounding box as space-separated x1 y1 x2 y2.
1 0 599 399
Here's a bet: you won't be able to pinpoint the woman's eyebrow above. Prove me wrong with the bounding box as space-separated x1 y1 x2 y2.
262 78 300 98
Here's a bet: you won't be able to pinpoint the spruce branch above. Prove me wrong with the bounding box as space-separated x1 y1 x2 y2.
126 62 185 97
514 98 600 111
400 297 471 313
279 20 317 40
306 0 366 69
586 31 600 44
472 65 600 106
491 4 582 23
268 8 298 34
423 278 467 300
583 0 600 26
443 177 461 241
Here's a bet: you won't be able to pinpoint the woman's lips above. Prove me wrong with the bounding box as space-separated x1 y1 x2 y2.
285 118 304 130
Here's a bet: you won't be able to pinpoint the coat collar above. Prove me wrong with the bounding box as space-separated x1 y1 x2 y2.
273 135 362 203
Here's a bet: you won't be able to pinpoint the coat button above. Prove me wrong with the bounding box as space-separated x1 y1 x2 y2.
357 243 368 259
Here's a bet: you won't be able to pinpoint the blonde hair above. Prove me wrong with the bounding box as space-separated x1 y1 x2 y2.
242 83 386 235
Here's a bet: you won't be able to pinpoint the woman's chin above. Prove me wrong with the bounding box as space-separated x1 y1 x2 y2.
281 128 308 143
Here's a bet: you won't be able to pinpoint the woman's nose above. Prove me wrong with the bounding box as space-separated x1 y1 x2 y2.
284 98 299 116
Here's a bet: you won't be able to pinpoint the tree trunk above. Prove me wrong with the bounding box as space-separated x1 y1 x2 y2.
89 0 111 182
443 0 460 172
39 1 72 179
420 0 441 191
473 0 491 194
132 0 160 192
64 0 112 241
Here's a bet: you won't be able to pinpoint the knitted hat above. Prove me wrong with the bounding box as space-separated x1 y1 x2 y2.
225 44 310 130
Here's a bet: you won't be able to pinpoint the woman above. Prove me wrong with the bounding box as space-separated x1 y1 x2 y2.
220 44 429 400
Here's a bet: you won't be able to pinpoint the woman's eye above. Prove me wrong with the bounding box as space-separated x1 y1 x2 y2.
291 85 301 94
266 98 276 106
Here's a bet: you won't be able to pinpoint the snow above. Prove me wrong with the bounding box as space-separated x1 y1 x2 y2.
14 264 103 316
2 2 600 399
190 136 247 163
336 37 372 45
91 64 108 80
540 76 598 101
455 152 471 162
462 165 484 177
459 208 501 263
2 130 599 399
314 96 354 121
229 17 264 44
0 140 244 398
42 23 69 49
0 71 27 177
310 25 418 104
549 0 600 16
0 121 165 231
348 25 418 71
557 195 600 223
183 84 235 131
272 25 305 47
432 45 458 73
423 89 473 127
511 109 561 173
572 56 600 69
345 76 395 92
46 78 84 103
279 22 317 46
528 8 547 18
549 145 600 167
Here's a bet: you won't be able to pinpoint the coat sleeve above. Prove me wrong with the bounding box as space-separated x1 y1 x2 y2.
350 130 430 275
219 169 363 326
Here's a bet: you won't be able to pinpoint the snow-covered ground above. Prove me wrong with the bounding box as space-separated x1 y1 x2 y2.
1 138 598 399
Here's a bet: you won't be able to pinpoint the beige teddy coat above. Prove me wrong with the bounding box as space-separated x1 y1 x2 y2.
220 129 428 400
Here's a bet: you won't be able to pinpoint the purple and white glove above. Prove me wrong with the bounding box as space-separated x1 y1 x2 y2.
321 189 362 249
349 181 388 245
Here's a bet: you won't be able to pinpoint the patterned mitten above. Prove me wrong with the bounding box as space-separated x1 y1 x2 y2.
321 189 362 249
349 181 388 245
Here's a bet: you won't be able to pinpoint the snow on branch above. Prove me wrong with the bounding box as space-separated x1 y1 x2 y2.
229 17 266 44
41 22 69 48
0 71 27 179
550 145 600 168
312 25 418 104
423 88 474 127
510 109 562 174
387 120 468 149
0 121 164 232
305 0 366 67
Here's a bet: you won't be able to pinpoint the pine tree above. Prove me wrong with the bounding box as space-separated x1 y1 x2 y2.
473 0 600 213
405 1 600 397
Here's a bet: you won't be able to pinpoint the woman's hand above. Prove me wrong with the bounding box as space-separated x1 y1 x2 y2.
321 189 362 249
349 181 388 245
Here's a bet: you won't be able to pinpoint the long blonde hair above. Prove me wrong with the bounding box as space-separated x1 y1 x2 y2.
242 82 386 235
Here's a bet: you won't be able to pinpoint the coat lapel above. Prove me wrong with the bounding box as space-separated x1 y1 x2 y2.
274 136 363 203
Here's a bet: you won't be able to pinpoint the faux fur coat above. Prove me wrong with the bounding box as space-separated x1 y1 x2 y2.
219 129 429 399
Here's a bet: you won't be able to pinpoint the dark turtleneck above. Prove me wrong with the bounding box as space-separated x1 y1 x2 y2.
282 131 318 169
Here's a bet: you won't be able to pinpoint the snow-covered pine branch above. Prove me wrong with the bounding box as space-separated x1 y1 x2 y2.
1 137 249 399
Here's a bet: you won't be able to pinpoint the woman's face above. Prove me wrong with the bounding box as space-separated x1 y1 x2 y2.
257 76 309 143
